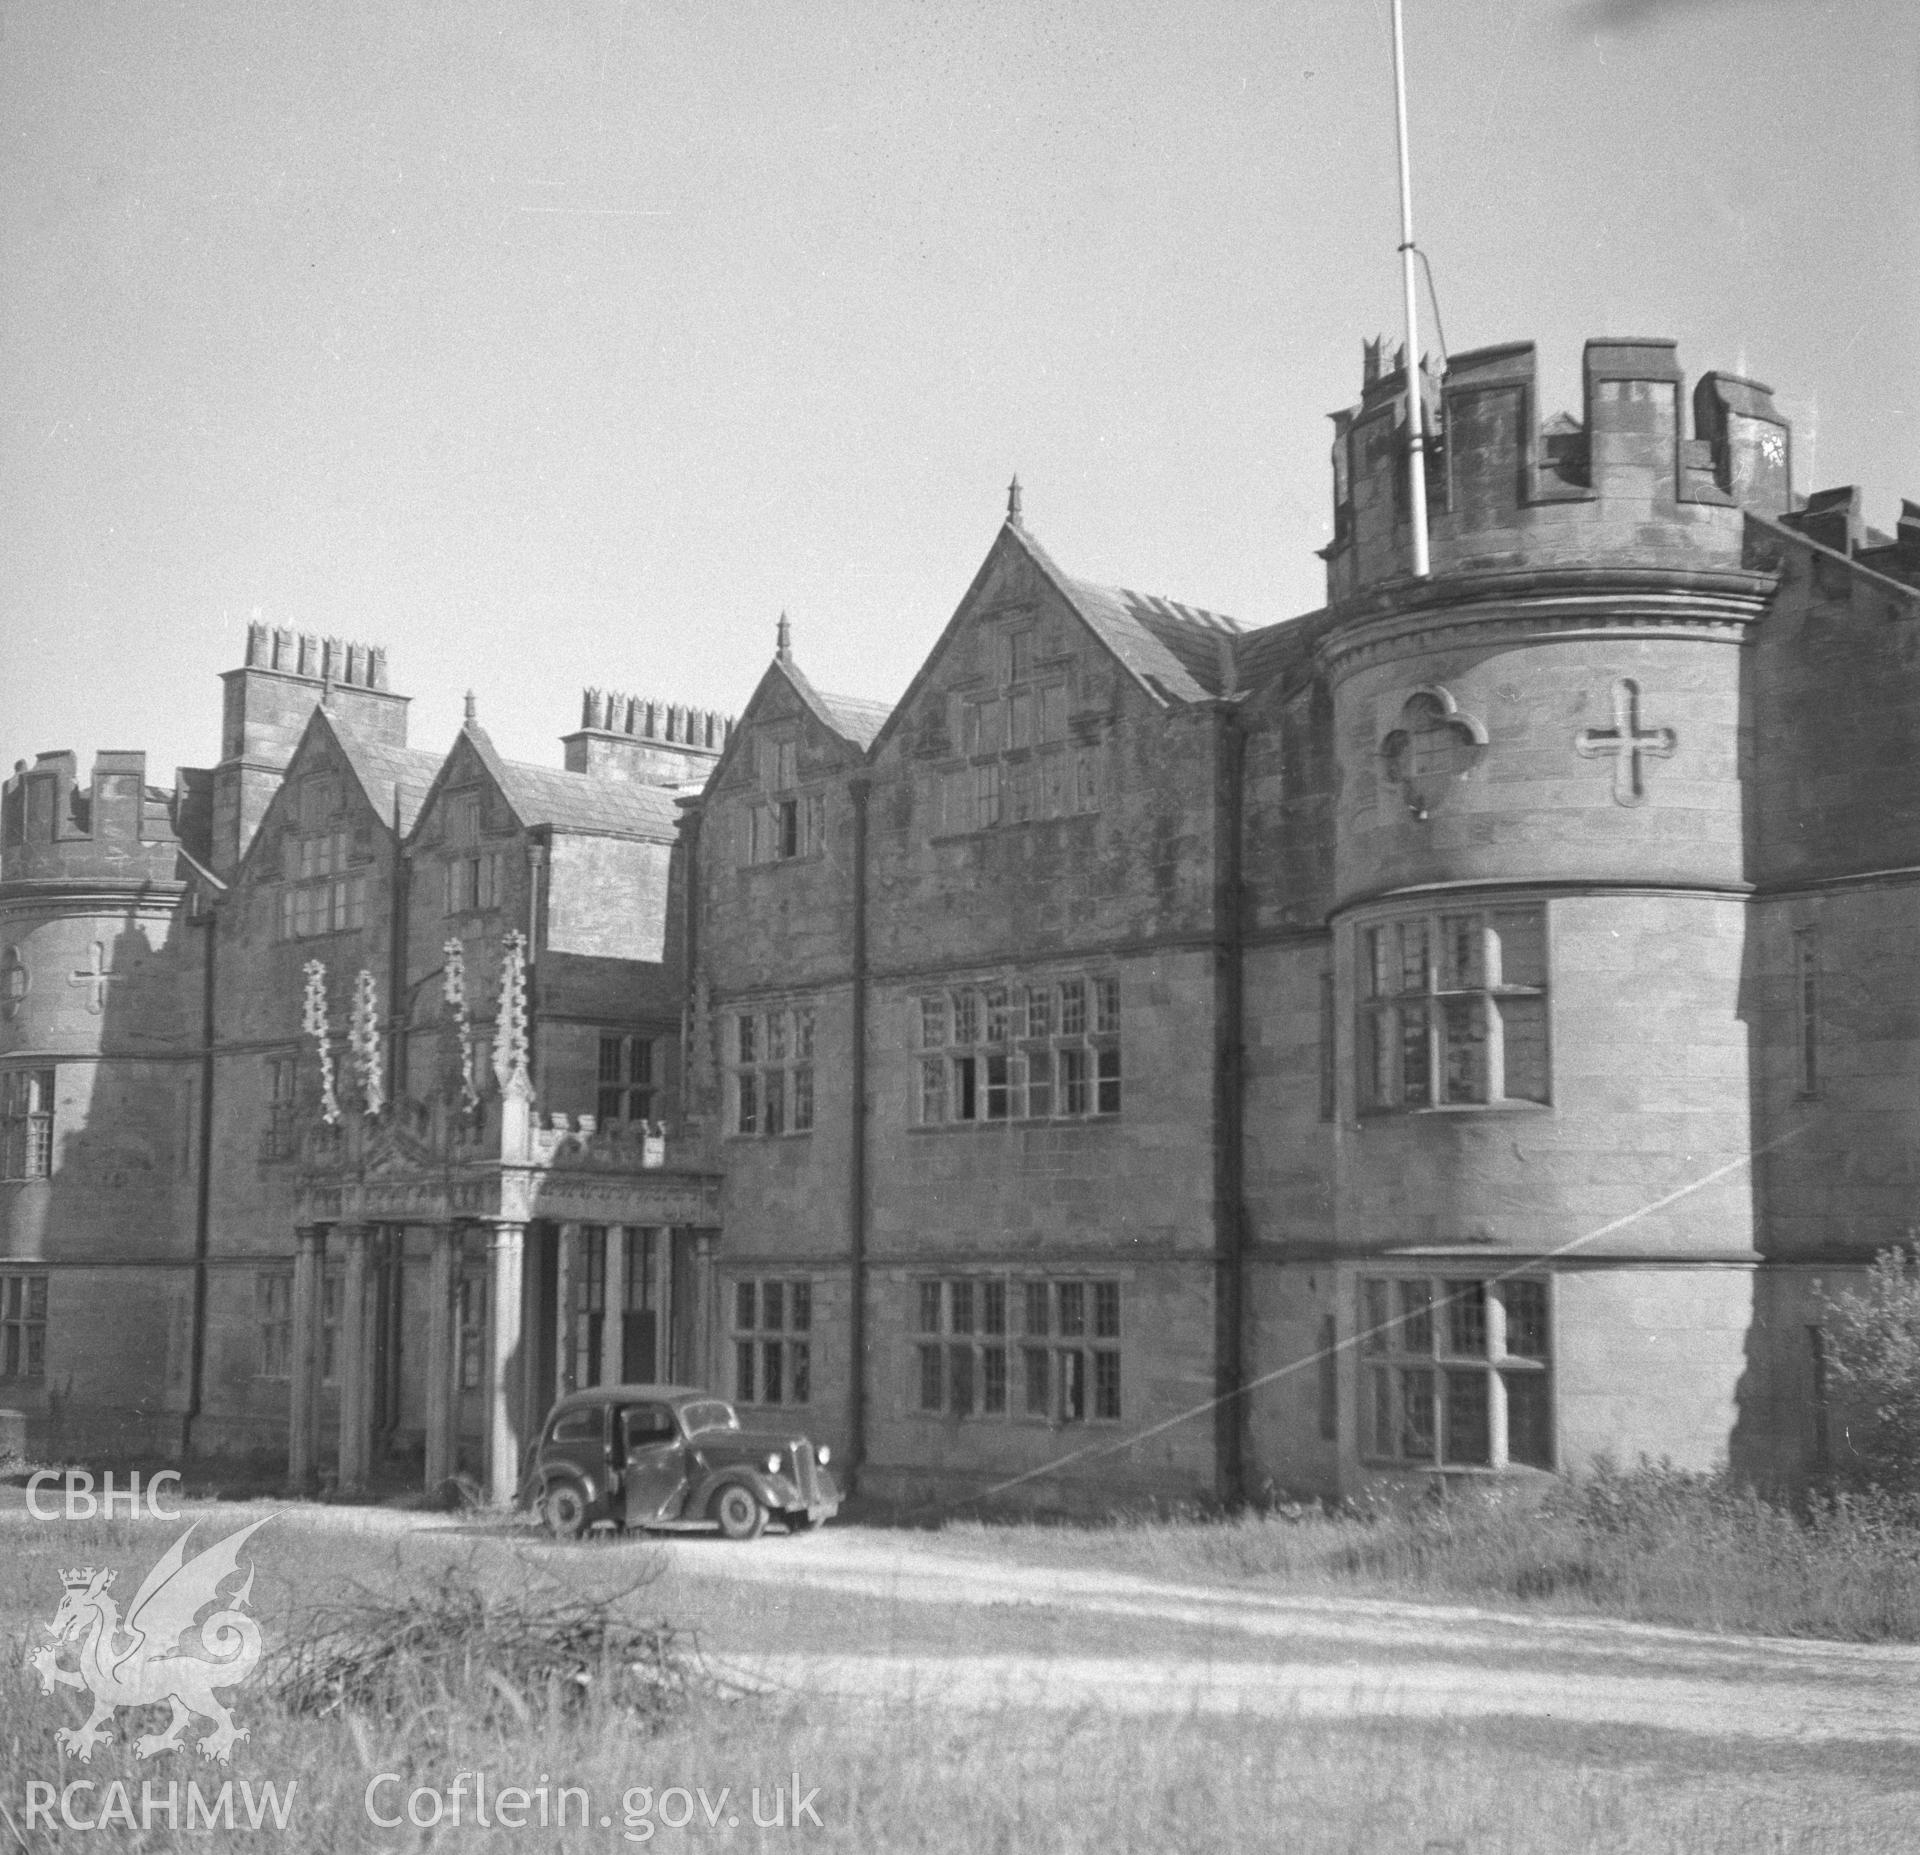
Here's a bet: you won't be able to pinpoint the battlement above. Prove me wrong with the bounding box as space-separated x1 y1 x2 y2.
562 690 735 787
242 621 389 690
1324 337 1794 603
1 749 203 884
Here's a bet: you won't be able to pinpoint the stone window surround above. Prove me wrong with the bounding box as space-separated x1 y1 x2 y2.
729 1001 817 1139
1 944 28 1020
732 1274 813 1409
913 973 1121 1129
597 1033 658 1126
1356 1272 1553 1472
1355 903 1550 1114
931 621 1103 838
741 733 825 866
255 1265 342 1384
0 1066 55 1181
1793 925 1820 1100
912 1274 1122 1426
0 1268 48 1379
443 847 503 916
261 1055 299 1163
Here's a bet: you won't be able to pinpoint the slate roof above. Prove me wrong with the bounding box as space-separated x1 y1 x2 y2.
779 660 893 750
814 690 893 747
1231 613 1325 698
464 724 682 841
1014 526 1245 705
326 712 448 835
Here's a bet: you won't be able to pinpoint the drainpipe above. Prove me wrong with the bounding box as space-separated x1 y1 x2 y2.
848 775 871 1486
380 790 410 1444
1213 705 1247 1505
180 892 218 1462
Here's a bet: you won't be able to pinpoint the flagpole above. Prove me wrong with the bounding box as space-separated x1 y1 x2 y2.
1390 0 1431 578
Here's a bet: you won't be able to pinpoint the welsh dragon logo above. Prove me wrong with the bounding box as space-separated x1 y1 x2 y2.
29 1518 271 1764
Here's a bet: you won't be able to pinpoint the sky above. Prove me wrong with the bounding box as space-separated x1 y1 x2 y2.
3 0 1916 786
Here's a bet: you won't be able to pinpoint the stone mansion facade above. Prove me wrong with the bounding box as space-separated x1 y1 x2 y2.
4 334 1918 1509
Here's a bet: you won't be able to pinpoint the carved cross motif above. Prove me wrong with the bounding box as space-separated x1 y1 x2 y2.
68 941 118 1015
1576 678 1676 806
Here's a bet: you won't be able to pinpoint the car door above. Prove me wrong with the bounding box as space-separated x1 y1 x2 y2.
619 1402 688 1525
544 1404 607 1490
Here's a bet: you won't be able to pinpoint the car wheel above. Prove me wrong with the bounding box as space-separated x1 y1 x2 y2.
711 1483 766 1541
542 1481 590 1541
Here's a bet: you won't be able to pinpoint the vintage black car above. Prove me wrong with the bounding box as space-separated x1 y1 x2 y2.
524 1383 840 1541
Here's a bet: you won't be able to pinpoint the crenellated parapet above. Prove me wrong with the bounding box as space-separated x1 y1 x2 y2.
1324 337 1794 603
242 621 390 691
562 688 736 787
1 749 201 885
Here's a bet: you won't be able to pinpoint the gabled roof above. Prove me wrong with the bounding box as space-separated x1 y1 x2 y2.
233 705 438 883
689 652 886 803
780 661 892 749
323 709 446 834
1009 524 1243 705
459 723 681 841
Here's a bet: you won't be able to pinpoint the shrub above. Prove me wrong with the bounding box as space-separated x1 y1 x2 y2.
1819 1246 1920 1492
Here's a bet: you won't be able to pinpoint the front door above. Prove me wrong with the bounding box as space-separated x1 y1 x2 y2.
620 1309 657 1383
619 1402 686 1524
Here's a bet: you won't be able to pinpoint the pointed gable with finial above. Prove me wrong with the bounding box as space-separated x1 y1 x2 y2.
866 483 1247 776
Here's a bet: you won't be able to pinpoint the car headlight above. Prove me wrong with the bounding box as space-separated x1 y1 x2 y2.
766 1453 783 1475
816 1445 830 1467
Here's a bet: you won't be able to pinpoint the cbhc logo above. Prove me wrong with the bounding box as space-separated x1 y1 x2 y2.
25 1471 182 1520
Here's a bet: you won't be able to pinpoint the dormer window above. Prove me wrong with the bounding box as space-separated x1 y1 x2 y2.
443 789 482 845
439 788 501 914
444 848 502 915
280 780 365 939
942 628 1092 835
743 735 824 864
299 776 341 832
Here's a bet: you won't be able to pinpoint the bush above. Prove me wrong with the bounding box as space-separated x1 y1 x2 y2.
1819 1246 1920 1492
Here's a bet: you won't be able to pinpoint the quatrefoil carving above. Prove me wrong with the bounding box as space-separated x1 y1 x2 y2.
1379 687 1487 822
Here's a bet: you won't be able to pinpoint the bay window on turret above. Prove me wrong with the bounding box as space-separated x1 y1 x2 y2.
1357 905 1548 1111
1359 1274 1553 1470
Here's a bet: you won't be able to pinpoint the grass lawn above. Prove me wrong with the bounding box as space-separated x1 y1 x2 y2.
3 1504 1917 1852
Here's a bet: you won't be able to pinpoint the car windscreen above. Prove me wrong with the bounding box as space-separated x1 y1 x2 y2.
678 1399 740 1435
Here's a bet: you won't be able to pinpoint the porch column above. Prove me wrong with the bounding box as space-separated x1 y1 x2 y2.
554 1221 581 1401
600 1226 627 1386
287 1224 328 1495
691 1229 719 1389
485 1219 527 1506
423 1224 459 1492
336 1224 375 1494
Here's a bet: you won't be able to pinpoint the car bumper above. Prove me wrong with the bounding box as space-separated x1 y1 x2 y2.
770 1468 839 1521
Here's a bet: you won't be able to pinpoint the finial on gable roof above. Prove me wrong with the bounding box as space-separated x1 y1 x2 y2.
1007 474 1024 527
776 612 792 664
464 690 477 725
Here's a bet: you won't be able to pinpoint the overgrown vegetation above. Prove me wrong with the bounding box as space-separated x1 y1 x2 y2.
1820 1245 1920 1493
4 1508 1917 1850
268 1553 702 1745
949 1459 1920 1641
